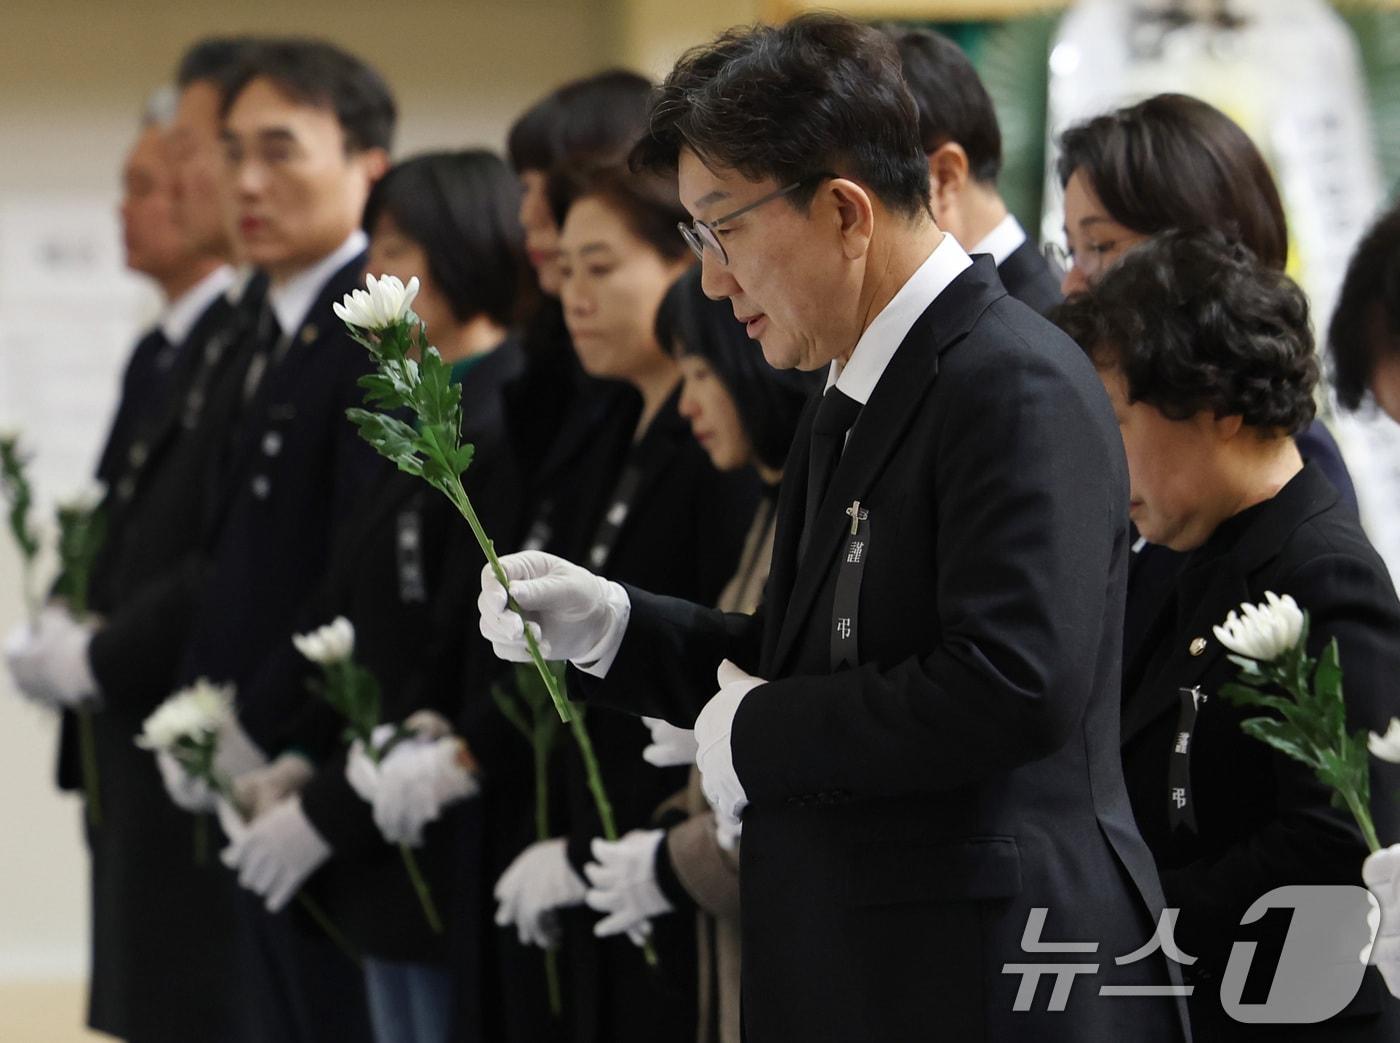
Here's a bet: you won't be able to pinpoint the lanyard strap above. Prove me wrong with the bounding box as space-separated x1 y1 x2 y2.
1168 685 1208 833
830 500 872 672
586 464 644 571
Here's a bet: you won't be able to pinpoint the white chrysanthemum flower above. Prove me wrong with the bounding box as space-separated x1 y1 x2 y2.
1369 718 1400 764
1212 591 1305 663
293 616 355 666
136 678 234 751
333 273 420 330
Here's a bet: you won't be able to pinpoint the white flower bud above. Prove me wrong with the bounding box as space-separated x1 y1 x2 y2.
1369 718 1400 764
1212 591 1305 662
333 273 420 331
293 616 356 665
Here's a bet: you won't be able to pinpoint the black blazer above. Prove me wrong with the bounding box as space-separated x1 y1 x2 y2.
175 253 383 719
231 340 527 968
996 237 1063 316
61 284 258 1043
577 258 1189 1042
1121 461 1400 1040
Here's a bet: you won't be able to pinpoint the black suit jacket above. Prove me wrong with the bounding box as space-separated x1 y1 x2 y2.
996 237 1063 316
62 281 259 1043
1121 461 1400 1040
577 258 1189 1042
240 340 526 970
176 254 382 719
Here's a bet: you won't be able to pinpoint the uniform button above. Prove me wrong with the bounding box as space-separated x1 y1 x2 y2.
251 475 271 499
261 431 283 457
300 324 318 345
1189 637 1207 657
127 442 148 467
117 476 136 501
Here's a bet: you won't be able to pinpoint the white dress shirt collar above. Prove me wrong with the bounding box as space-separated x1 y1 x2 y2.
267 229 367 338
824 232 973 405
969 212 1027 268
160 264 236 346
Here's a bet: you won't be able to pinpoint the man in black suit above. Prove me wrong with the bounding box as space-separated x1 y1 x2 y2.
478 15 1186 1041
886 25 1063 315
154 38 394 1043
4 45 258 1042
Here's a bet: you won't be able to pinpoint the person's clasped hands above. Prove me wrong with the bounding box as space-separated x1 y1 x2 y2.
345 710 480 846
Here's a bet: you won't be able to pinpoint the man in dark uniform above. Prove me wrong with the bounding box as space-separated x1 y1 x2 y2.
887 25 1063 315
157 38 395 1043
3 42 261 1042
479 15 1187 1042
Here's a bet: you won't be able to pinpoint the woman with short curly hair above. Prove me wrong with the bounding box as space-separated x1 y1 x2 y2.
1055 231 1400 1042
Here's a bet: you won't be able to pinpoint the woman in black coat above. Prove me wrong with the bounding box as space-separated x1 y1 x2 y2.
490 163 759 1043
1055 231 1400 1041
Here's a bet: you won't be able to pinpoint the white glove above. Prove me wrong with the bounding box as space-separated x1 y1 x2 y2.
494 837 588 949
642 716 698 768
715 816 742 852
345 723 398 804
220 795 332 912
4 606 99 709
584 829 674 945
233 753 314 820
156 714 267 814
478 551 630 671
696 660 764 834
374 734 479 846
1363 844 1400 996
346 719 479 846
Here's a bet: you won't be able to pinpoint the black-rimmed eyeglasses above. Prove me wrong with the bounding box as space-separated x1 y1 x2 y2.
678 174 831 266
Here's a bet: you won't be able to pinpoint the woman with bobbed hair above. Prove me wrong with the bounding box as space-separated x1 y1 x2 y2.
489 163 759 1043
1054 91 1357 667
503 69 654 494
1329 202 1400 422
1055 231 1400 1042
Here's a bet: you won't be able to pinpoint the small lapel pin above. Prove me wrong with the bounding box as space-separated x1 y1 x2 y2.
1189 637 1208 657
300 324 318 345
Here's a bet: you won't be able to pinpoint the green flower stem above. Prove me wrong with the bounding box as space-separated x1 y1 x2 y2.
60 517 103 828
1345 790 1382 855
398 843 444 935
77 708 101 827
296 892 361 967
443 480 572 724
567 712 658 968
532 724 562 1016
21 559 39 626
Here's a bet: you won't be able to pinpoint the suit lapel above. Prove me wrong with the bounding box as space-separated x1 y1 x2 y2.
768 258 1005 674
1119 564 1249 745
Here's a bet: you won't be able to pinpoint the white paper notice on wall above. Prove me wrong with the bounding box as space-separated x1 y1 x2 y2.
0 192 156 514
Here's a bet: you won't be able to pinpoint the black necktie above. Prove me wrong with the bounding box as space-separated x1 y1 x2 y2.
241 300 282 405
800 387 862 558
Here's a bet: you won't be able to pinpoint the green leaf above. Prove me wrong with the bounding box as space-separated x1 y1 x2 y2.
1313 639 1343 704
1240 716 1321 769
